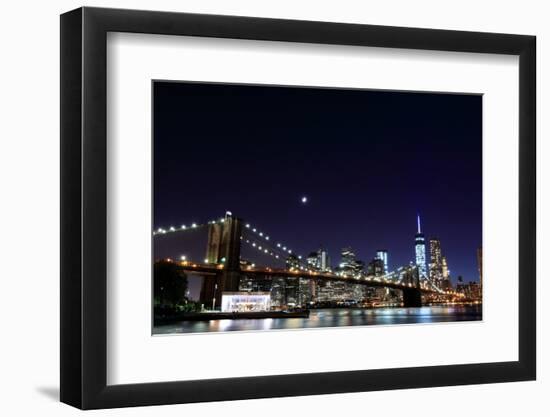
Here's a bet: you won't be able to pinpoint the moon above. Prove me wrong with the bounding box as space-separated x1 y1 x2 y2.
301 196 308 204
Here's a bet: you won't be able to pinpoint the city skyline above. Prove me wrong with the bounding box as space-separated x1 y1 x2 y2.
154 81 482 292
154 212 478 279
155 213 478 300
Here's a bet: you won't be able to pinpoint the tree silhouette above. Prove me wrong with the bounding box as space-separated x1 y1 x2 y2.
154 260 188 307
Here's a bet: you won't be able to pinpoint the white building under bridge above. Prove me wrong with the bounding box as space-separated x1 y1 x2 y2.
221 292 271 312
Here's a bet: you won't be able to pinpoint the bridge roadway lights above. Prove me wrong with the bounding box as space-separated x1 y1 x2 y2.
402 287 422 308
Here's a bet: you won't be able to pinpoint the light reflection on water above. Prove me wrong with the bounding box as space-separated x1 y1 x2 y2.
153 305 482 335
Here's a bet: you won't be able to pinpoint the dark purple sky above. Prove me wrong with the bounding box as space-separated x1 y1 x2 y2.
153 81 482 284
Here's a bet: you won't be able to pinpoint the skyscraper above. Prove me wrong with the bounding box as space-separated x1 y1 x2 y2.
340 247 356 271
306 247 331 272
415 215 428 279
429 238 443 283
442 256 449 280
367 258 385 276
306 252 319 269
318 247 331 272
339 247 364 276
439 256 452 290
376 249 389 274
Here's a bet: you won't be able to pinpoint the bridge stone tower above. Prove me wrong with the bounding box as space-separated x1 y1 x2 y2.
402 266 422 308
200 215 242 308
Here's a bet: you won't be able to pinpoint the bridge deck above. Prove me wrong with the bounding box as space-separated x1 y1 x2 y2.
179 262 436 293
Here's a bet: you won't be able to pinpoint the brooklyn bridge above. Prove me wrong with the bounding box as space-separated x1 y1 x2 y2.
154 213 456 309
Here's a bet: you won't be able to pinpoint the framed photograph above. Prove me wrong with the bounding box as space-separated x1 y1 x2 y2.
60 6 536 409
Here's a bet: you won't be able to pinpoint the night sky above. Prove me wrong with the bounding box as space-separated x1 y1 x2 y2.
153 81 482 287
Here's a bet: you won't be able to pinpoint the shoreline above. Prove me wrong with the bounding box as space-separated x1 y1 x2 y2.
154 310 310 324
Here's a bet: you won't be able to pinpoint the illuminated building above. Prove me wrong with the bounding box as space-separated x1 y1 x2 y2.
340 247 355 270
307 252 319 269
318 247 331 271
285 277 299 307
239 259 270 293
329 247 364 302
477 247 483 289
442 256 449 280
306 247 331 272
239 273 272 293
315 280 343 302
456 281 481 301
439 256 452 290
221 292 271 312
414 215 428 279
429 238 443 284
376 249 389 274
469 282 482 300
339 247 364 276
351 284 366 302
298 277 313 306
270 278 287 308
367 258 385 276
314 280 330 302
269 275 301 308
369 256 388 300
286 254 300 270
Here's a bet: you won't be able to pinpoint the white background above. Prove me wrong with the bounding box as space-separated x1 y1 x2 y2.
0 0 546 415
107 33 518 385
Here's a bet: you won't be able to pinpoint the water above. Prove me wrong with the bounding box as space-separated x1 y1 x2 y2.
153 304 482 334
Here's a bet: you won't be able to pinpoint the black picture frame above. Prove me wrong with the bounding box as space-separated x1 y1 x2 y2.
60 6 536 410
